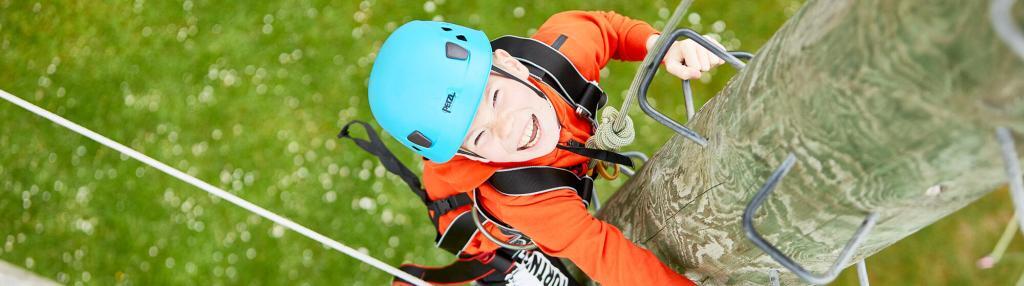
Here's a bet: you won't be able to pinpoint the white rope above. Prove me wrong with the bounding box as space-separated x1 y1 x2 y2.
612 0 694 131
0 89 431 286
588 0 693 150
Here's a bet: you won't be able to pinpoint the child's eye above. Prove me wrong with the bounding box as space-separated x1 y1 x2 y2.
491 89 500 107
474 131 484 146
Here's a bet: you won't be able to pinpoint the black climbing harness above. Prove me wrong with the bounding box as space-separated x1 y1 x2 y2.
337 34 633 285
339 121 592 286
491 35 607 122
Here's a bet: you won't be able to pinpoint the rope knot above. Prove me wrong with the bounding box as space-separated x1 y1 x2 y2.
586 106 635 150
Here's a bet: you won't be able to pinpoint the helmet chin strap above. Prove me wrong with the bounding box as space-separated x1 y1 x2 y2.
457 148 486 160
490 65 547 99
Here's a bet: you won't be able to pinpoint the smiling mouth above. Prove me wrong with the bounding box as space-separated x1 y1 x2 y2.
517 114 540 151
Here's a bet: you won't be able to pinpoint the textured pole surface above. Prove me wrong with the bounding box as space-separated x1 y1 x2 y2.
598 0 1024 285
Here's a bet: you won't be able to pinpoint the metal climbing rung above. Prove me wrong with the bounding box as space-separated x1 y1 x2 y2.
990 0 1024 61
681 52 753 120
637 29 751 146
857 260 870 286
768 269 780 286
618 151 650 177
997 127 1024 233
742 153 879 285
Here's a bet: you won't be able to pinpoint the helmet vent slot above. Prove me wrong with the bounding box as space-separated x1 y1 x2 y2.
455 34 467 41
441 27 453 31
445 42 469 60
407 130 433 148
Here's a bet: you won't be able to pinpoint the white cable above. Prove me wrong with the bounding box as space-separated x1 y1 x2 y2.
0 89 431 286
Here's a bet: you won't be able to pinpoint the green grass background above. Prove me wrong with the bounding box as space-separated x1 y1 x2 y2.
1 0 1020 285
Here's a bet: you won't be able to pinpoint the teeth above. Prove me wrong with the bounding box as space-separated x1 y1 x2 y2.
519 121 533 147
518 116 538 149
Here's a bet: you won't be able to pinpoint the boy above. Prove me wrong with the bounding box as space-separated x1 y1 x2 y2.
368 10 725 285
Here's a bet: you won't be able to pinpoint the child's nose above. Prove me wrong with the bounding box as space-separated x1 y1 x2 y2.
490 108 522 148
495 119 516 143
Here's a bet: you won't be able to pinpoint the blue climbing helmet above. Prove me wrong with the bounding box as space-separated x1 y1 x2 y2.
368 20 492 163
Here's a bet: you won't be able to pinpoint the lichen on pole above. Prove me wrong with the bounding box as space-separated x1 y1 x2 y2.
598 0 1024 285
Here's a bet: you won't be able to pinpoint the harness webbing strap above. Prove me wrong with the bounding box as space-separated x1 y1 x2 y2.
551 34 569 50
489 166 595 199
395 252 515 285
337 120 429 204
491 65 548 101
476 166 595 230
558 140 635 168
491 35 607 120
435 208 477 254
427 192 473 222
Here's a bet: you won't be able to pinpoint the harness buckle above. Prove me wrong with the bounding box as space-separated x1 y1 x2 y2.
574 105 592 119
429 193 473 220
433 198 454 215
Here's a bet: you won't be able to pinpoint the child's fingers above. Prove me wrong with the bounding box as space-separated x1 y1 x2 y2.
697 47 711 71
662 44 682 67
683 42 702 73
664 40 708 80
662 46 688 79
664 53 700 80
664 59 692 80
681 66 703 80
669 61 702 80
687 41 710 71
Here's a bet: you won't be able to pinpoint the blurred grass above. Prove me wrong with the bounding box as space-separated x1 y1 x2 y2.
0 0 1019 285
833 186 1024 285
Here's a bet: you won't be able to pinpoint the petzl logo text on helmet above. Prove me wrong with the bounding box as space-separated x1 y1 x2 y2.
441 91 456 113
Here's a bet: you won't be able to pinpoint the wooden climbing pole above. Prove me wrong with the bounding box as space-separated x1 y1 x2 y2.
598 0 1024 284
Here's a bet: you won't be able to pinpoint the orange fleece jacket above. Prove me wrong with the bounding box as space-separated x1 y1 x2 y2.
422 11 695 286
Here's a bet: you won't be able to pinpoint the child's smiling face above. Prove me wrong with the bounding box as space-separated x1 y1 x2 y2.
458 49 561 163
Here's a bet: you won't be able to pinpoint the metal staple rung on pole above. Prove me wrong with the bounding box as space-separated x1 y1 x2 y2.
743 153 878 285
857 260 870 286
618 151 649 177
997 127 1024 237
990 0 1024 61
0 89 432 286
680 51 754 123
634 29 752 147
683 80 696 121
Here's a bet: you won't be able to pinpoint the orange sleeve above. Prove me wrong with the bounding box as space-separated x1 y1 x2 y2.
531 11 659 82
479 187 695 286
